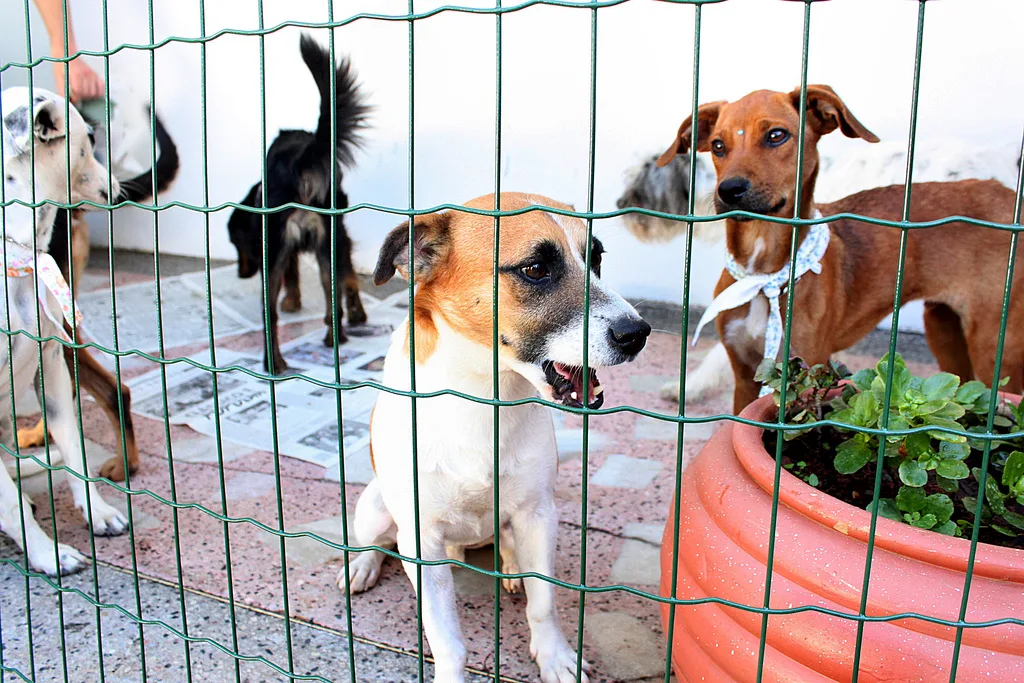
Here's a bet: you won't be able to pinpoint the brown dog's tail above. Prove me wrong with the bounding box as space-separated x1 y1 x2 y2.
117 108 180 203
299 32 371 168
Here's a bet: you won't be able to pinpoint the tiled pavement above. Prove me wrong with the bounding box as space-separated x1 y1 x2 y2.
0 250 940 683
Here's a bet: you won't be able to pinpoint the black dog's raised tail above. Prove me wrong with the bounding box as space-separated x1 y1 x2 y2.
118 109 180 203
299 32 370 168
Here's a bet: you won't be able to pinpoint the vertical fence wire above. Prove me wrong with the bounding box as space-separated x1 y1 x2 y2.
143 1 195 676
491 1 504 680
849 2 927 679
405 2 426 681
3 9 36 681
324 4 361 682
255 2 298 678
56 0 108 677
97 0 150 674
663 3 703 681
755 2 813 678
573 6 600 680
196 0 244 679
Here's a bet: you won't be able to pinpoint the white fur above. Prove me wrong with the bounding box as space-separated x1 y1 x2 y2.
338 203 648 681
0 87 127 576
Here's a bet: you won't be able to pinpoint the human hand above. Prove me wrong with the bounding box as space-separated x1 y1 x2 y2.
53 57 104 103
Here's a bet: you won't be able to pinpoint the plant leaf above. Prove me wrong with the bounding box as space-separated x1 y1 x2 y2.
985 478 1007 515
806 473 819 487
936 459 970 480
922 493 955 524
934 520 960 536
835 438 873 475
939 441 970 461
990 523 1015 537
1000 510 1024 531
867 498 902 522
851 368 876 392
923 416 967 443
922 373 960 402
936 474 959 494
1002 451 1024 488
895 485 927 513
899 459 929 487
955 380 987 405
910 513 938 529
904 432 934 461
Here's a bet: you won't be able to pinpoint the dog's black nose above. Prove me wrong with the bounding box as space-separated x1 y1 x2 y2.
608 317 652 356
717 176 750 205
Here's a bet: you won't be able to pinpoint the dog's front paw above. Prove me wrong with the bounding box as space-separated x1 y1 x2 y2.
532 639 591 683
29 542 88 577
86 500 129 536
339 550 383 594
659 380 680 402
500 557 523 594
280 294 302 313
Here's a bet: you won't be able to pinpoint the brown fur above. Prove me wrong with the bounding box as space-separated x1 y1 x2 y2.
18 212 140 481
658 85 1022 413
376 193 598 367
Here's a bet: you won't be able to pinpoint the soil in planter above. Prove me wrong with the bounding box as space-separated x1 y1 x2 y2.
764 427 1024 550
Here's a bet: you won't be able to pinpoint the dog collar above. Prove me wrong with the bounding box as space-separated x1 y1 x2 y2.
2 237 83 334
692 211 830 396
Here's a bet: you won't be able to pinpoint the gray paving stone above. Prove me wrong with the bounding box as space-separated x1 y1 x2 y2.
590 454 662 489
166 435 252 465
555 428 609 464
635 415 719 442
0 542 488 683
624 522 665 546
629 374 676 394
282 516 351 568
224 471 278 501
322 445 374 485
584 611 666 680
608 539 662 587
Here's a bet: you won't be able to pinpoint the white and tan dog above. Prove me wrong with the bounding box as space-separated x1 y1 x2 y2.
0 87 128 576
338 193 650 683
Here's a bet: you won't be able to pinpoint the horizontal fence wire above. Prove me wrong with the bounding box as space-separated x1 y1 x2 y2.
1 0 1021 682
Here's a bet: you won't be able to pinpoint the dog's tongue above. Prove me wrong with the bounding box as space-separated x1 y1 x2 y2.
553 362 603 408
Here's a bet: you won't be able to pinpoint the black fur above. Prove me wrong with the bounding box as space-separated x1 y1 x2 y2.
226 33 370 374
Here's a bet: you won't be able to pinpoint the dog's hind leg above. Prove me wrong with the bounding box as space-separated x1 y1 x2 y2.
923 302 974 382
0 461 87 576
338 477 396 594
316 248 348 348
69 344 140 482
38 341 127 537
343 270 367 326
280 251 302 313
262 257 290 374
497 524 523 594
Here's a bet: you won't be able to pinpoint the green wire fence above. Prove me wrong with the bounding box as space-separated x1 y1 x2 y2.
1 0 1022 682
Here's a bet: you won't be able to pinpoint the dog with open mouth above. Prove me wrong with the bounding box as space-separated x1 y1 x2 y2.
338 192 650 683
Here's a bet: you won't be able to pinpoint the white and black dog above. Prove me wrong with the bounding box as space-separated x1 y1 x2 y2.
1 87 128 576
340 194 651 683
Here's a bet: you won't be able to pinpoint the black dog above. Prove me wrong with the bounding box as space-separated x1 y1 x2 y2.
228 33 370 373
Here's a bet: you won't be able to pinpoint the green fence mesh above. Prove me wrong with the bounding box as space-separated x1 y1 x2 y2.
1 1 1022 682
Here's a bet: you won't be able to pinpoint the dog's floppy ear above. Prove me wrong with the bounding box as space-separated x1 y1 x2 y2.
374 211 452 286
3 96 67 153
790 85 879 142
656 101 726 167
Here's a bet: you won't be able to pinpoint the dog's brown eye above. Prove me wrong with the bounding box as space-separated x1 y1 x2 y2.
766 128 790 147
711 139 726 157
521 262 549 281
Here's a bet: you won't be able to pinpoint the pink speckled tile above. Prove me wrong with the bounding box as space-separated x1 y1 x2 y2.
28 303 941 683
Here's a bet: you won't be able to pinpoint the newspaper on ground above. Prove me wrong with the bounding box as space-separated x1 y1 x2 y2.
126 282 407 473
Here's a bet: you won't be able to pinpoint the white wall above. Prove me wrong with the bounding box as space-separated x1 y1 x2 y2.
3 0 1022 322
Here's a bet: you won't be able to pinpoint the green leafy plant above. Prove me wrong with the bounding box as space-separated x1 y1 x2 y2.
760 353 1024 546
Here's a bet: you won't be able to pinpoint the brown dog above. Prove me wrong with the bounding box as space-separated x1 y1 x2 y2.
657 85 1022 413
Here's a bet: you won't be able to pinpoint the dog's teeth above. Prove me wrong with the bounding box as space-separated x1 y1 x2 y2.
570 391 578 400
593 385 604 396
